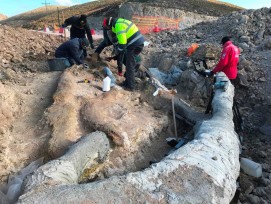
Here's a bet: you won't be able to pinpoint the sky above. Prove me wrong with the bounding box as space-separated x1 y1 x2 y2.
0 0 93 17
0 0 271 17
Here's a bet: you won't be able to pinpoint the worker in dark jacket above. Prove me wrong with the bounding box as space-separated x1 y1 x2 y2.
95 26 117 55
103 17 145 91
62 14 94 50
55 38 89 66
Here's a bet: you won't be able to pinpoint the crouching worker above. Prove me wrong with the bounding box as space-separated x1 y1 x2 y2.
55 38 89 68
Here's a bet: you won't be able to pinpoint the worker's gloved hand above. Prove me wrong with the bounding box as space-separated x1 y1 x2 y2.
204 70 214 77
117 66 123 75
90 43 95 49
83 63 89 69
61 24 66 28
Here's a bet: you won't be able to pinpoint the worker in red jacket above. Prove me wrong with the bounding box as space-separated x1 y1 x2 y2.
211 36 240 80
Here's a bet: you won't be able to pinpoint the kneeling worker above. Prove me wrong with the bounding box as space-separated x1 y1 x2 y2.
55 38 89 67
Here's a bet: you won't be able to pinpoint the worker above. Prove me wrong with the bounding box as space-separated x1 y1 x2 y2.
209 36 240 82
62 14 94 58
93 19 123 75
55 37 89 67
103 17 145 91
94 23 118 55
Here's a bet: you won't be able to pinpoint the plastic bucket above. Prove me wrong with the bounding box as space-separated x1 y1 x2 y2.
48 58 70 71
102 76 111 92
240 158 262 178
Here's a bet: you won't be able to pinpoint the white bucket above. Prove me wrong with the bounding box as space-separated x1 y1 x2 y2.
240 157 262 178
102 76 111 92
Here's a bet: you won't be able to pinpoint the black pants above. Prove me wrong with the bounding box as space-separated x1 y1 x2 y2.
123 44 144 89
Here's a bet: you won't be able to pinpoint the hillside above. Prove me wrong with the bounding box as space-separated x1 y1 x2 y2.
0 5 67 27
1 0 243 30
1 0 124 29
0 14 7 21
129 0 243 16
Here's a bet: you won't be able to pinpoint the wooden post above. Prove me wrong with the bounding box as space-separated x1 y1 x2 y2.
62 11 66 40
172 95 178 140
57 7 60 27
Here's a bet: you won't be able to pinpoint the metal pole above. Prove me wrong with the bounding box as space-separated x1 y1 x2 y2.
62 11 66 40
42 0 50 13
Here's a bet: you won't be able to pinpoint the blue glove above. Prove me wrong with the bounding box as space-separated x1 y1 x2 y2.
61 24 66 28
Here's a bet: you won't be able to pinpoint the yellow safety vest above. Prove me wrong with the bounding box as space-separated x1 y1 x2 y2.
112 18 142 51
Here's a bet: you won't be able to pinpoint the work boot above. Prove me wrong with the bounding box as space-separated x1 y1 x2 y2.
120 80 134 91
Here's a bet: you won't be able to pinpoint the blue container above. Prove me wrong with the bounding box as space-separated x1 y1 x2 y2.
48 58 71 71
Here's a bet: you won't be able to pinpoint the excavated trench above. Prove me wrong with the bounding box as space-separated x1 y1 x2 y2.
16 73 240 204
2 45 239 203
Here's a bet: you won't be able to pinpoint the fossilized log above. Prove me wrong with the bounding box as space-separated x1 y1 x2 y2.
20 131 110 194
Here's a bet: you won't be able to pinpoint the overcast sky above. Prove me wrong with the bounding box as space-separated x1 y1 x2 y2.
0 0 271 17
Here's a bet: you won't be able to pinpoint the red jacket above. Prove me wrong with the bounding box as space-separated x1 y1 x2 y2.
213 41 240 79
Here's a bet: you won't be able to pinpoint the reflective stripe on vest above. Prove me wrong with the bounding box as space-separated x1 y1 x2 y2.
115 20 134 35
127 34 143 46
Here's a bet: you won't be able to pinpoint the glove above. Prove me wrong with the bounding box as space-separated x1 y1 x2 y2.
90 43 95 49
204 70 214 77
83 63 89 69
61 24 66 28
117 66 123 75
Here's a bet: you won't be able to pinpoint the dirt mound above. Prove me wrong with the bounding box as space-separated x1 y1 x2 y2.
0 25 64 181
0 25 63 74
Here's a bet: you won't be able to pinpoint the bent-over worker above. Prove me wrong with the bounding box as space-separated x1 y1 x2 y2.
103 17 145 91
55 38 89 67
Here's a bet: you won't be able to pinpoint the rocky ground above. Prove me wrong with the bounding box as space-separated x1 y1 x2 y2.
143 7 271 204
0 5 271 204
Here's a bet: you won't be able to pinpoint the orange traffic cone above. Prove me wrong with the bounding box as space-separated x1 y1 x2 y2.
153 25 160 33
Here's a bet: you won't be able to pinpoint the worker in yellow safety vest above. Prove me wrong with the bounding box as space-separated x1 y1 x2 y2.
103 17 145 91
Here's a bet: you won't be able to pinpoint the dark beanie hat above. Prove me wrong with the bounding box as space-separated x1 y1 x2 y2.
221 36 232 45
80 14 87 20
